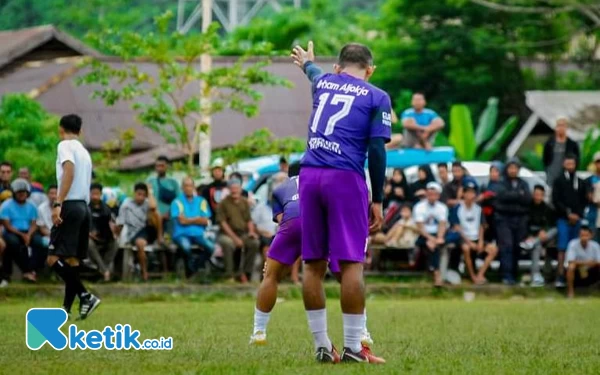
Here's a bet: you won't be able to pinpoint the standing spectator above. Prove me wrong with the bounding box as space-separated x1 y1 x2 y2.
521 185 556 287
543 117 580 188
409 165 435 202
0 161 13 204
147 156 180 236
585 151 600 240
19 167 47 207
552 154 586 288
116 183 162 281
437 163 450 186
216 177 260 283
450 180 497 284
388 168 409 206
0 179 41 283
88 183 118 282
36 184 57 249
479 162 503 243
414 182 448 287
495 158 532 285
441 162 465 208
171 177 214 276
401 93 445 150
202 158 228 222
279 157 289 174
566 221 600 298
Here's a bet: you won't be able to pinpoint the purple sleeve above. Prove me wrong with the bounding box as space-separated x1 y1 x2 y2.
271 189 284 222
370 93 393 143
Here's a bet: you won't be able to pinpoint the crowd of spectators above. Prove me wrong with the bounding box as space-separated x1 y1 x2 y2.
0 109 599 296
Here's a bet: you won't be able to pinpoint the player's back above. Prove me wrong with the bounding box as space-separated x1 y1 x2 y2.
301 73 392 175
272 176 299 224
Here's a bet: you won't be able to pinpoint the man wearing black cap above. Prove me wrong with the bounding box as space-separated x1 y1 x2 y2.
495 158 532 285
449 180 497 284
566 221 600 298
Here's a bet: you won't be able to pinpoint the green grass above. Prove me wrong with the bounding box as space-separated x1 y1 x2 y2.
2 297 600 374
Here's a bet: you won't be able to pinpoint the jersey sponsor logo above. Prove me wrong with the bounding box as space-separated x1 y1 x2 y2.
382 112 392 127
291 194 299 201
308 137 342 155
315 80 370 97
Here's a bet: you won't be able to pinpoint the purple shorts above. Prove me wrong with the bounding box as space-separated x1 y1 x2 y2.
299 167 369 265
267 217 342 273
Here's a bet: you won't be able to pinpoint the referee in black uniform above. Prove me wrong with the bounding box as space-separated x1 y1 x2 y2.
47 114 100 320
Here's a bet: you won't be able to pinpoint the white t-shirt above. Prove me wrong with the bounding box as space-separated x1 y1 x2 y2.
36 201 53 230
56 139 92 203
414 200 448 235
566 239 600 263
452 203 484 241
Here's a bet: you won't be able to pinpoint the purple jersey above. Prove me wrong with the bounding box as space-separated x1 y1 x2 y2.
301 73 392 175
272 177 299 224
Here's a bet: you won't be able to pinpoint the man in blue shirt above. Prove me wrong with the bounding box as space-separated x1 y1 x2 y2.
171 177 214 275
0 179 43 284
401 92 444 150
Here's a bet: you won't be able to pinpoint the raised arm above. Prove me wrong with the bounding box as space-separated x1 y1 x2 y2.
291 41 322 84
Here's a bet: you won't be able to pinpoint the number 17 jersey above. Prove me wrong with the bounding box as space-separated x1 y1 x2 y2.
301 72 393 176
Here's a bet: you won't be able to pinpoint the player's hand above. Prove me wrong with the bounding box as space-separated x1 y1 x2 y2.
22 233 31 246
52 206 63 226
291 41 315 69
369 203 384 234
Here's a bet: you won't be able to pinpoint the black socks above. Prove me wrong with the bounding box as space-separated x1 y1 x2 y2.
51 259 88 312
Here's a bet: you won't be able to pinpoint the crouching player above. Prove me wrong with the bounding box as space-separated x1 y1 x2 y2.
250 165 378 360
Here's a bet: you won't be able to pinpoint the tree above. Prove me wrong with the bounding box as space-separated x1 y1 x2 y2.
78 11 290 176
216 128 305 165
0 94 60 187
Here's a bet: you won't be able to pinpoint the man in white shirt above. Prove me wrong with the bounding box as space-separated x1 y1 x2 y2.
47 114 100 320
449 180 498 285
414 182 448 286
566 221 600 298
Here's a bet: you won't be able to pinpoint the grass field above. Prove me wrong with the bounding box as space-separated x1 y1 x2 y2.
2 297 600 375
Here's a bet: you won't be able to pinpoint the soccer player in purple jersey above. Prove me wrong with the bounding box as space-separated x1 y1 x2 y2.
291 41 391 364
249 165 374 350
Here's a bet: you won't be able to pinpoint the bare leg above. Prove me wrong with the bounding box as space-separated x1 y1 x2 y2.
462 244 477 282
135 238 148 281
385 134 404 150
558 252 566 278
290 258 301 285
477 244 498 281
256 259 289 313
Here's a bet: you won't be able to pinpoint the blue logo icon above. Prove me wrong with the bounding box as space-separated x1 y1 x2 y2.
26 308 68 350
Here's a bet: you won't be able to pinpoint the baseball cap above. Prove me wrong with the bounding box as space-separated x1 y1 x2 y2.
227 177 242 187
426 181 442 193
211 158 224 170
463 178 479 192
11 178 31 194
580 220 591 231
594 151 600 162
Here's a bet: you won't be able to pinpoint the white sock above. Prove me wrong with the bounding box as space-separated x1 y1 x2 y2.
363 308 368 333
343 313 365 352
307 309 332 351
253 307 271 334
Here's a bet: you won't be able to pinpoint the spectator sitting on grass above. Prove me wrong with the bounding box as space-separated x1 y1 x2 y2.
0 161 13 204
216 177 259 284
89 183 118 282
520 185 556 287
171 177 214 276
566 221 600 298
116 183 162 281
450 180 497 285
414 182 448 287
0 179 42 283
552 154 586 288
36 184 57 249
400 92 445 150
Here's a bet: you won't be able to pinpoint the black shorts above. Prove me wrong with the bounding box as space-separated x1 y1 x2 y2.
49 200 91 259
130 226 157 245
575 266 600 287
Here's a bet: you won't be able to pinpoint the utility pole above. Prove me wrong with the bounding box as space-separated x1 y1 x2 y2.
199 0 212 175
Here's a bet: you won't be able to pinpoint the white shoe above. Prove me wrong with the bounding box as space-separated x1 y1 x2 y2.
531 273 545 288
249 331 267 346
361 330 374 346
0 280 8 288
